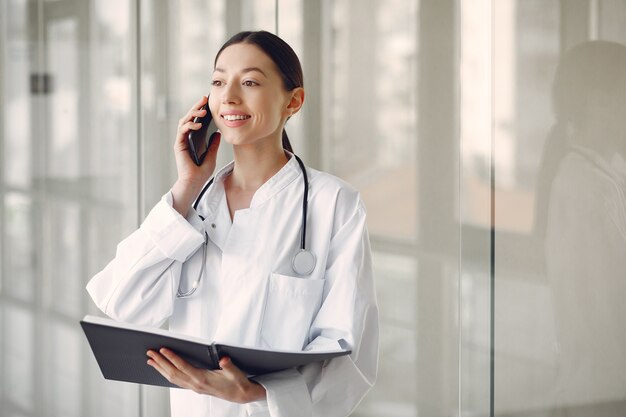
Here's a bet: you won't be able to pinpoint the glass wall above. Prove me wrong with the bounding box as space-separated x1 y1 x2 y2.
1 0 140 416
1 1 625 417
497 1 626 415
461 0 626 416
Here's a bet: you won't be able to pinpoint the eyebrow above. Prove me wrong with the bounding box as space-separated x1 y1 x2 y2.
213 67 268 78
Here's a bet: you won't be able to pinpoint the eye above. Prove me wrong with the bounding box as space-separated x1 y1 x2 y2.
211 80 223 87
243 80 259 87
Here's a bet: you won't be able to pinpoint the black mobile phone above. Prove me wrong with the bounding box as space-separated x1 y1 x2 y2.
188 97 218 166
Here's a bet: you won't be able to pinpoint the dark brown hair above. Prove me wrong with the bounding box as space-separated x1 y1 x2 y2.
214 31 304 153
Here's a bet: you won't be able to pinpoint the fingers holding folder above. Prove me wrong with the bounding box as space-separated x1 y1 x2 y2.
146 348 266 403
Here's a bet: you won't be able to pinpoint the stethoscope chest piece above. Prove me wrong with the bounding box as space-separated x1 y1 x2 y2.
292 249 316 276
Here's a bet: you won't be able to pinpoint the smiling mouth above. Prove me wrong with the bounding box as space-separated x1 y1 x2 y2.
222 115 251 121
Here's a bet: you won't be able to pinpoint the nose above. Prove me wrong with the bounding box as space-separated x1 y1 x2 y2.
221 82 241 104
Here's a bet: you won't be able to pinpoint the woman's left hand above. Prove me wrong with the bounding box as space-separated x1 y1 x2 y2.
146 348 266 403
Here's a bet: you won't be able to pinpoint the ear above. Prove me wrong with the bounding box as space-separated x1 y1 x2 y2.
285 87 305 117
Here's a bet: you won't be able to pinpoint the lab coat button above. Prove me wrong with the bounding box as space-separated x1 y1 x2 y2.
211 223 216 228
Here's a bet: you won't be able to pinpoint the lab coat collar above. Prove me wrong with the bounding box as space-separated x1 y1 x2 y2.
249 151 301 208
194 151 302 220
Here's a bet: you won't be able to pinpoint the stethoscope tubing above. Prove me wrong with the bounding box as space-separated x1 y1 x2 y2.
177 154 312 298
293 155 309 251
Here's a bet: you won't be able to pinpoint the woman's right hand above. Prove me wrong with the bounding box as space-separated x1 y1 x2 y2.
171 95 221 217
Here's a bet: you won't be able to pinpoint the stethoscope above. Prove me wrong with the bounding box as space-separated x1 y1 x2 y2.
177 154 316 298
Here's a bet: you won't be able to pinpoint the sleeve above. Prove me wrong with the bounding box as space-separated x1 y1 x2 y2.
250 200 379 417
86 191 206 327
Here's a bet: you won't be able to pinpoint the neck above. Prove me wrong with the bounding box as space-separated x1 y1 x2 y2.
229 142 289 191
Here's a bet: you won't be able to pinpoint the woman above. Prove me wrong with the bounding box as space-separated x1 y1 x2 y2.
86 31 379 417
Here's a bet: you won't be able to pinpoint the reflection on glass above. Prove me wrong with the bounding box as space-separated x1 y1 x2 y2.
540 40 626 415
481 3 626 416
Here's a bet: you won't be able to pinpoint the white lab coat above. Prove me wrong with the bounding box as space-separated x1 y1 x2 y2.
86 155 379 417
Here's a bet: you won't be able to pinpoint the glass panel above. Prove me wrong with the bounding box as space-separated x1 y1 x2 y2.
3 193 35 301
3 0 32 188
357 252 417 416
86 205 130 280
90 0 137 206
460 0 492 231
1 0 140 416
47 17 80 180
322 1 460 416
244 0 276 31
276 0 303 155
3 304 34 412
46 319 82 417
493 0 562 415
43 199 82 317
459 2 493 415
140 0 228 211
598 0 626 43
170 0 227 118
540 38 626 417
326 0 418 241
492 1 626 416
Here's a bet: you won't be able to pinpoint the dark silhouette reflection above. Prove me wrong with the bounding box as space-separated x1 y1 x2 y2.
537 41 626 416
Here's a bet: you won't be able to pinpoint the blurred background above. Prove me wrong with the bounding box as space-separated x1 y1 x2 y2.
1 0 625 416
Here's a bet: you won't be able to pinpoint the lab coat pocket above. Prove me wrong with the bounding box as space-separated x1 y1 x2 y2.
261 273 324 351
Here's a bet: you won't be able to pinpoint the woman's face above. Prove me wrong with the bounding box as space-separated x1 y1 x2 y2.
209 43 297 148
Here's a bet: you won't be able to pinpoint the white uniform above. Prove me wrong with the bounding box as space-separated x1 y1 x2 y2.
86 155 379 417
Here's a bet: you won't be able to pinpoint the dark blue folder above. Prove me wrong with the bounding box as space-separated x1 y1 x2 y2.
80 315 350 388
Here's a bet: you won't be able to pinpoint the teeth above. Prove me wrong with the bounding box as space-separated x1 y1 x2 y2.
223 114 250 121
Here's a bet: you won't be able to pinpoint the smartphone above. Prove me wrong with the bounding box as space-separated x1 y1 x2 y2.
188 96 218 166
